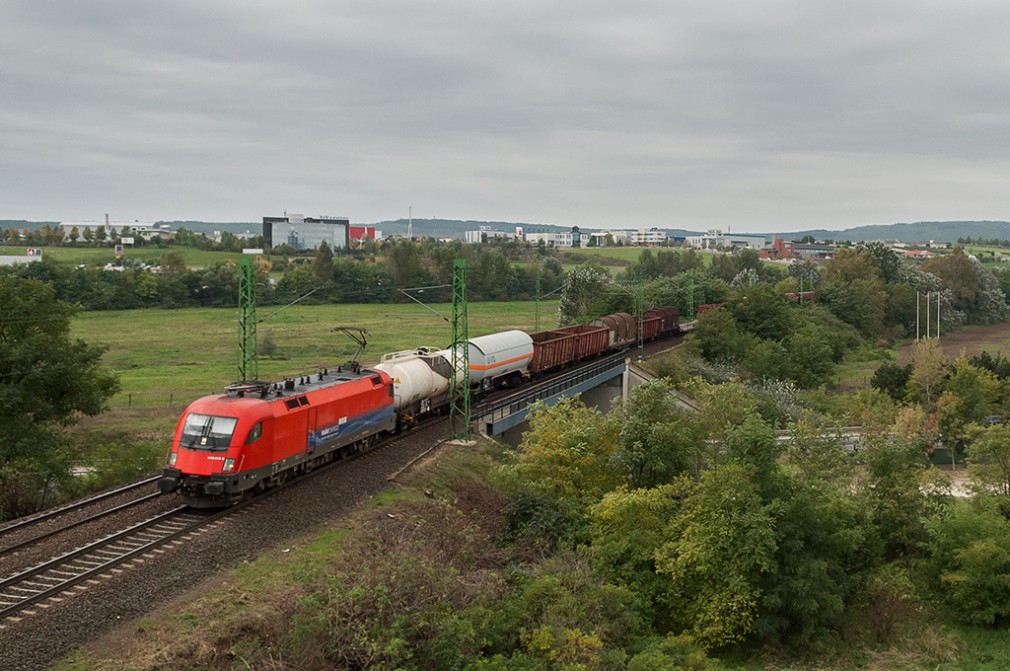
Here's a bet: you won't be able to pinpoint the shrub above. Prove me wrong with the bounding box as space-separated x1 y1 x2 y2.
926 498 1010 625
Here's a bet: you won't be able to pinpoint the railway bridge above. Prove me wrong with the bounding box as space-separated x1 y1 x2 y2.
473 351 697 440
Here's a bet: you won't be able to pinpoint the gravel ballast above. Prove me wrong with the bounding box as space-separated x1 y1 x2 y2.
0 422 448 671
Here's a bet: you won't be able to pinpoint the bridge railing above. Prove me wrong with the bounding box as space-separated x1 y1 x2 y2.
473 352 627 426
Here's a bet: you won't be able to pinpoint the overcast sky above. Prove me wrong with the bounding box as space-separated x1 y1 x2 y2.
2 1 1009 233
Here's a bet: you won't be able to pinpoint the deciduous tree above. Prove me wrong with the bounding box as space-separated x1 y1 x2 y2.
611 380 704 486
908 338 949 409
967 423 1010 495
0 277 120 519
513 397 621 504
558 266 611 326
312 240 333 281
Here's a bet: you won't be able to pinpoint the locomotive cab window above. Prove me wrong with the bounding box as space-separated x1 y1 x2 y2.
245 421 263 445
180 414 237 450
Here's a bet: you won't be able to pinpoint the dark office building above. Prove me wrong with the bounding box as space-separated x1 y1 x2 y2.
263 214 349 251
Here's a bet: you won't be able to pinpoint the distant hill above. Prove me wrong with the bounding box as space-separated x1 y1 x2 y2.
0 220 59 229
774 221 1010 245
3 218 1007 245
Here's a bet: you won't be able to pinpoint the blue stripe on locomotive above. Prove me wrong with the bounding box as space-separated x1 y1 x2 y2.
308 405 395 449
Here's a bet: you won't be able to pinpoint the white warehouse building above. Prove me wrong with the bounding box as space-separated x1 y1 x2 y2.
686 231 767 250
525 231 574 248
464 227 511 244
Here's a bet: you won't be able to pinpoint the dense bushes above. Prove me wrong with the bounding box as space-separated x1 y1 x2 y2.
688 285 855 389
497 379 1010 658
926 497 1010 625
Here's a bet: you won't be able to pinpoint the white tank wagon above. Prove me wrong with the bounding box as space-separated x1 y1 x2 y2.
440 330 534 391
373 347 453 426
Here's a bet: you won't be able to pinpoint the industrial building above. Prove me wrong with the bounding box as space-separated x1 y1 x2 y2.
765 237 835 260
524 226 582 248
525 231 574 248
685 231 767 250
465 227 511 244
349 225 380 241
263 214 349 251
58 220 172 241
627 228 675 246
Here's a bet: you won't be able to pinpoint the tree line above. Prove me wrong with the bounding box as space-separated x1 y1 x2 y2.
673 243 1010 391
0 239 569 310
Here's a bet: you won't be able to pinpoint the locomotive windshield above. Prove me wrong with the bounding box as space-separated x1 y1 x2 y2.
180 413 238 450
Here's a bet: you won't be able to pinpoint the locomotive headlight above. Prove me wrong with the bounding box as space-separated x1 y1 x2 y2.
168 451 177 467
222 458 236 473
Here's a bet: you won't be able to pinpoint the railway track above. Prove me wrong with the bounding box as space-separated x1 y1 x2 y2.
0 476 161 539
0 506 222 623
0 417 448 629
0 491 164 561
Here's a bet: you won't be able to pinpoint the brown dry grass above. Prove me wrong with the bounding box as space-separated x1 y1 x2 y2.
860 625 962 671
895 323 1010 365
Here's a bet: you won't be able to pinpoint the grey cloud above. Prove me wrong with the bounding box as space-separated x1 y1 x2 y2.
2 1 1009 229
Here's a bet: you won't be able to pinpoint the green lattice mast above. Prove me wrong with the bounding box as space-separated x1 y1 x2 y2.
636 282 644 361
687 270 695 317
237 257 258 383
449 259 470 440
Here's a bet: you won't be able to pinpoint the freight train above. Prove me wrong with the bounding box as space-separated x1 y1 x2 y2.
159 307 681 507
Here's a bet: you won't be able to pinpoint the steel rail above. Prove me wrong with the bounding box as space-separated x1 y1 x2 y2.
0 476 161 536
0 506 222 621
0 492 164 559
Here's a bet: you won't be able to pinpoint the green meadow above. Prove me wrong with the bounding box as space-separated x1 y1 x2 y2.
12 244 249 268
563 246 647 262
563 245 717 266
72 300 559 414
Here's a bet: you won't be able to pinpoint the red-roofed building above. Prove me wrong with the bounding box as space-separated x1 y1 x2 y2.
349 225 378 241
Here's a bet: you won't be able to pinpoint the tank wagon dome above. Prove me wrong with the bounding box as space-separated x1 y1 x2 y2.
373 349 452 411
440 330 534 386
467 329 534 356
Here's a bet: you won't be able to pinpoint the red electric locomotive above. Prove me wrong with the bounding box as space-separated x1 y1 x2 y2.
159 366 396 507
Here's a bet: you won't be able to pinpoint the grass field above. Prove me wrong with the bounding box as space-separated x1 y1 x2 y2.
564 246 713 264
73 300 559 416
563 247 643 262
7 244 250 268
964 245 1010 269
